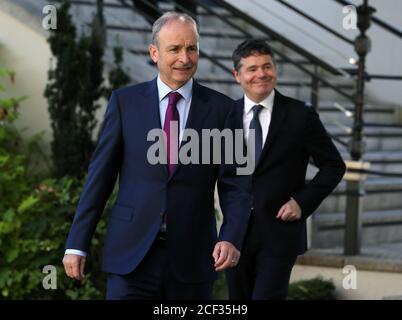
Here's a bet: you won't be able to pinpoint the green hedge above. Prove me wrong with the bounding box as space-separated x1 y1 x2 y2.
0 174 111 299
0 69 108 299
287 277 336 300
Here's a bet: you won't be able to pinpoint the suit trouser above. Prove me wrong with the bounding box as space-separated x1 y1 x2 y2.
226 241 297 300
106 236 213 300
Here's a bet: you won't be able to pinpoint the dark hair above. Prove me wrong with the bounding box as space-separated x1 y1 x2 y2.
232 39 274 71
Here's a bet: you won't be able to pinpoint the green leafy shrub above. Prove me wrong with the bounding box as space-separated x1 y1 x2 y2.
45 0 131 179
287 277 336 300
45 0 105 178
0 175 112 299
0 69 111 299
212 272 228 300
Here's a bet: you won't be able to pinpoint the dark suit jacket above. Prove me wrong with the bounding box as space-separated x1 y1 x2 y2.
66 78 252 283
233 90 346 257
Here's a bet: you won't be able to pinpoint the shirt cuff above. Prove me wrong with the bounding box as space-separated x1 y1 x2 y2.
65 249 87 257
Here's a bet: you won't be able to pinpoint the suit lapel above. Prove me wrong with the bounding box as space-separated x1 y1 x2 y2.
168 80 212 181
182 81 212 143
141 78 169 177
234 98 246 130
257 90 288 169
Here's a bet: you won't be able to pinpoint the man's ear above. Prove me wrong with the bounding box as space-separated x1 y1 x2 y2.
232 68 241 84
149 44 158 64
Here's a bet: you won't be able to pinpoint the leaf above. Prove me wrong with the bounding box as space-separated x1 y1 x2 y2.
0 154 10 166
1 288 9 297
17 195 39 213
2 209 15 222
0 127 5 140
6 246 19 263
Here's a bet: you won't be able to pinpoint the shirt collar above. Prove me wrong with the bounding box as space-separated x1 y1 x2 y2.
157 75 193 102
244 90 275 115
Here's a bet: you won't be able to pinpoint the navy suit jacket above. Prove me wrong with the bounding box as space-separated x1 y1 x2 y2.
66 78 252 283
233 90 346 257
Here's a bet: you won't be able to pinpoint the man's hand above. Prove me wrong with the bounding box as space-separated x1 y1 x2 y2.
276 197 302 222
63 254 86 281
212 241 240 271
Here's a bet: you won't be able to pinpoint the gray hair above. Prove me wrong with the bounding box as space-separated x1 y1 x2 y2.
151 11 199 47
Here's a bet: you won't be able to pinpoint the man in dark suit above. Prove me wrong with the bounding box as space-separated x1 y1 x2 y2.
62 12 251 300
226 39 346 300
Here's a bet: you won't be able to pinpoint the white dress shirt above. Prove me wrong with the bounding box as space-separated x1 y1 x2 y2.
243 90 275 145
65 76 194 257
157 76 192 143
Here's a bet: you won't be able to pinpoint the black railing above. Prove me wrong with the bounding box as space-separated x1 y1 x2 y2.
348 168 402 178
61 0 129 8
198 0 355 103
330 134 349 147
209 0 347 76
364 122 402 129
275 0 354 45
123 0 356 102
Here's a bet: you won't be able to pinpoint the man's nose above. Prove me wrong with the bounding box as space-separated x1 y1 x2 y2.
179 50 190 64
256 68 266 78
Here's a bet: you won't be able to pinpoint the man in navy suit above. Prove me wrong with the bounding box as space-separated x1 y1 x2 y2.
226 39 346 300
63 12 251 299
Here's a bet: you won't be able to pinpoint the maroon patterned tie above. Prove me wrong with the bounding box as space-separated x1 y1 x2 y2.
163 91 182 175
161 92 182 232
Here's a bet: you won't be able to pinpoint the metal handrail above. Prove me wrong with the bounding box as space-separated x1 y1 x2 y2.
334 132 402 138
54 0 129 9
347 168 402 178
343 68 402 81
275 0 354 45
131 0 354 100
64 0 354 101
210 0 347 77
363 122 402 129
193 0 355 102
332 188 402 196
118 0 158 23
330 134 349 147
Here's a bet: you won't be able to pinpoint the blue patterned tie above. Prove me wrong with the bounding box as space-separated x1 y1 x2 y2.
249 104 263 165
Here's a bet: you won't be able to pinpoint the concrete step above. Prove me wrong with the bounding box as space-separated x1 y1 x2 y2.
294 245 402 299
196 74 354 88
342 151 402 174
324 124 402 152
311 209 402 248
382 295 402 300
307 150 402 174
318 102 397 123
314 178 402 213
